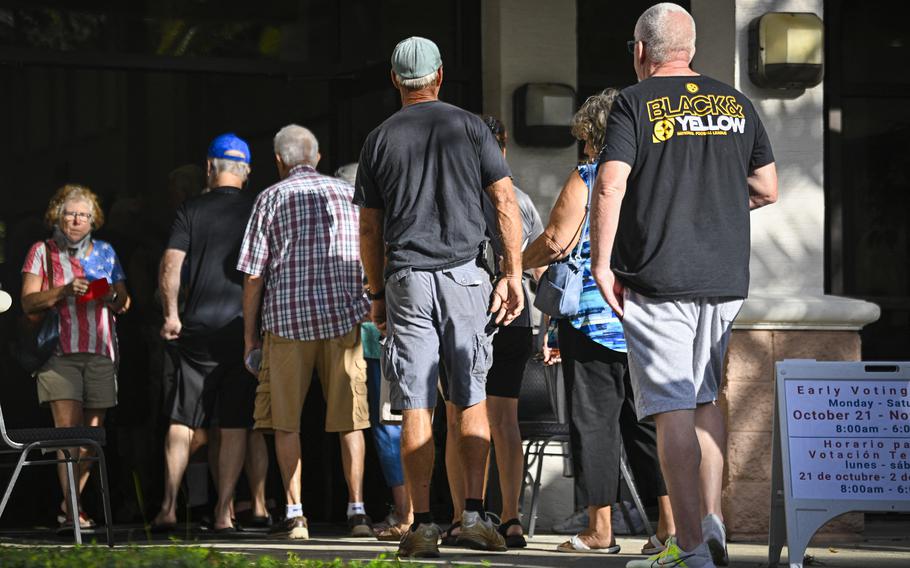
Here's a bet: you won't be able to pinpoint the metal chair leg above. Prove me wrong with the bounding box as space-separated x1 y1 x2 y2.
93 443 115 547
519 440 533 520
619 450 654 537
65 454 82 545
528 440 549 539
0 451 29 519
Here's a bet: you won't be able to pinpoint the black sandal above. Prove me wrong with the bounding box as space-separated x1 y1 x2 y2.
497 518 527 548
441 521 461 546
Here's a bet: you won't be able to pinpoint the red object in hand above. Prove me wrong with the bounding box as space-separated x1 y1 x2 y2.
78 278 110 303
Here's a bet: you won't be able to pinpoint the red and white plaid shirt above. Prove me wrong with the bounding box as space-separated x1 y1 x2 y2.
237 165 369 341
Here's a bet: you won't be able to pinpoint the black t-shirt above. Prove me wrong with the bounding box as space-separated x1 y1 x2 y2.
166 186 255 335
354 100 512 277
600 75 774 298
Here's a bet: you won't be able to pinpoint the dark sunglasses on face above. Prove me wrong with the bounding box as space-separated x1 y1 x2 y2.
627 39 637 54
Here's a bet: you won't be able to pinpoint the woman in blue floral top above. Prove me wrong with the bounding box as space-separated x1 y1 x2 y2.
523 90 674 555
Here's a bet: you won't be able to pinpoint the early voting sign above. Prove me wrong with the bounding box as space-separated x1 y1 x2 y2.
769 360 910 568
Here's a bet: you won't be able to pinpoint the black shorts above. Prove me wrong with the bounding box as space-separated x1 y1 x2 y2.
485 325 533 399
163 321 257 429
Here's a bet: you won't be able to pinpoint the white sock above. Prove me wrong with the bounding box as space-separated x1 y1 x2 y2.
286 503 303 519
347 502 366 518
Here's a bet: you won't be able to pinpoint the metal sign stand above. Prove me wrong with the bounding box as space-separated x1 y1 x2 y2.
769 360 910 568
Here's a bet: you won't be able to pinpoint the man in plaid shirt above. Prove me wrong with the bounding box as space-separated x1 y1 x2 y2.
237 124 372 540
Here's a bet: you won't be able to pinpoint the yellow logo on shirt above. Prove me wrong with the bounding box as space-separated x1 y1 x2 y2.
652 119 675 142
685 82 699 93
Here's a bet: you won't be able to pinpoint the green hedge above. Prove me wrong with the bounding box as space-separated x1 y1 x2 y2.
0 547 459 568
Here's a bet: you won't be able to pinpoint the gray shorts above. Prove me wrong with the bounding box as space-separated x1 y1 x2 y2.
622 289 743 420
382 261 495 410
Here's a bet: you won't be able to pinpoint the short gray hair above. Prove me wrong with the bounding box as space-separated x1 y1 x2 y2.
634 3 696 64
210 157 250 182
273 124 319 168
395 70 438 91
571 88 620 153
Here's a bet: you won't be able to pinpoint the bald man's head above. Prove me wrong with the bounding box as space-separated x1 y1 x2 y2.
634 3 696 65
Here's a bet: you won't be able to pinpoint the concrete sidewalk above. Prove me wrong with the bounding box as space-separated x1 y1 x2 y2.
200 533 910 567
3 525 908 567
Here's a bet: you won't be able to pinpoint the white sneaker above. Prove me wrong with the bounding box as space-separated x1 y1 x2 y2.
552 509 588 534
701 513 728 566
625 537 715 568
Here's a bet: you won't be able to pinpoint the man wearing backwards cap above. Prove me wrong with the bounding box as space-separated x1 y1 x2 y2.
355 36 524 557
152 133 270 533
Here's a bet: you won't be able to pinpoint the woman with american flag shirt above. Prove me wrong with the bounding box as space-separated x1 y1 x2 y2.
20 183 130 533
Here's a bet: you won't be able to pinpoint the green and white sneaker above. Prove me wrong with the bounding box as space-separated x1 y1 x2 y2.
625 537 716 568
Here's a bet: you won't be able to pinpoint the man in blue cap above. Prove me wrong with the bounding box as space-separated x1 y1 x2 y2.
152 133 270 533
355 36 524 557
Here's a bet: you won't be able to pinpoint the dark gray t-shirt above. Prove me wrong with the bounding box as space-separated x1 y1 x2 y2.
482 186 544 328
354 100 512 278
599 75 774 298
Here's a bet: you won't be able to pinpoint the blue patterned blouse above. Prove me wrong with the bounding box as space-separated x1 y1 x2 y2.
568 163 627 353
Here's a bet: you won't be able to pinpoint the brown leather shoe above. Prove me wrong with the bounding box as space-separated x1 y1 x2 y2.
268 515 309 540
397 523 440 558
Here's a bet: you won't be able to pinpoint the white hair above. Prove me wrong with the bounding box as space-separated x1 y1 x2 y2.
634 3 696 64
273 124 319 168
210 157 250 182
395 70 438 91
334 162 358 185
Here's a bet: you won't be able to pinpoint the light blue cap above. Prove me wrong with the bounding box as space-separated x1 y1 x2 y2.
391 36 442 80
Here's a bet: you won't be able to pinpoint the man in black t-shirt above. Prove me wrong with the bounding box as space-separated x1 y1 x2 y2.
152 133 269 533
588 5 778 568
355 37 524 557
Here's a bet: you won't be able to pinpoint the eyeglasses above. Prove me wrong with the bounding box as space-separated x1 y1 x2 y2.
627 39 638 54
62 211 92 222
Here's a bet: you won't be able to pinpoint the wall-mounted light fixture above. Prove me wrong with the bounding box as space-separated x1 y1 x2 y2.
513 83 576 147
749 12 823 89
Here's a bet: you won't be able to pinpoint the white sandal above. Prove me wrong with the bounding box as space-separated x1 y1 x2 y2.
642 534 668 555
556 534 621 554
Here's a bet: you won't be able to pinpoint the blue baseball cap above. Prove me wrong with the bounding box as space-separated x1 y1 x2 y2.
208 133 250 164
391 36 442 80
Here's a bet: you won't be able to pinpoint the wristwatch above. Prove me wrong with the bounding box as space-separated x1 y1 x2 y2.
366 287 385 301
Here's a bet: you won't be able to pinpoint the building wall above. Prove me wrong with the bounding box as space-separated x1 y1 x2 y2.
482 0 578 215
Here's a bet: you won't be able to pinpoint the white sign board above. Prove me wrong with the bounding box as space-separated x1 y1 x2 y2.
769 360 910 568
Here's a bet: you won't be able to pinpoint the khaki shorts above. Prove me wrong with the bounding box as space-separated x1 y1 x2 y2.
36 353 118 409
255 327 369 433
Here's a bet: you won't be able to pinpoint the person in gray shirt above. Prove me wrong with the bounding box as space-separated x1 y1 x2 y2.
355 37 524 558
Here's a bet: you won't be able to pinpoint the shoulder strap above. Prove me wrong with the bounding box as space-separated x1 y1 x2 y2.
43 240 54 291
567 164 597 262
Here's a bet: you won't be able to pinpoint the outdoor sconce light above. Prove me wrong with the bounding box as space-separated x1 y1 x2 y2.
513 83 576 147
749 12 824 89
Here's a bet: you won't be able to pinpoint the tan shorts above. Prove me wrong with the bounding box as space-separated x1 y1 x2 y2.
36 353 118 409
255 327 369 433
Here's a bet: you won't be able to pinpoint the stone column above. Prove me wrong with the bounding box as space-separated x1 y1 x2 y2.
692 0 880 541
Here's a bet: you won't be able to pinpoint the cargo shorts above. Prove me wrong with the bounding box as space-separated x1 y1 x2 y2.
382 260 496 410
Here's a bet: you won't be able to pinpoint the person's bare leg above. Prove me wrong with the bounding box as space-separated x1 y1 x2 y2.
575 504 613 548
50 400 83 521
444 402 464 528
401 408 435 521
391 484 413 525
455 400 490 504
657 495 676 539
695 402 726 520
487 396 523 536
654 409 703 552
244 430 269 518
339 430 365 504
153 422 196 526
213 428 247 530
274 430 302 506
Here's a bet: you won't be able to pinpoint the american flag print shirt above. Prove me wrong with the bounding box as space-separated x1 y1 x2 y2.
22 239 126 361
237 165 370 341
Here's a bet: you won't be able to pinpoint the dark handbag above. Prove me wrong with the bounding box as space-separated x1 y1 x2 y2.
533 165 595 318
17 241 60 374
